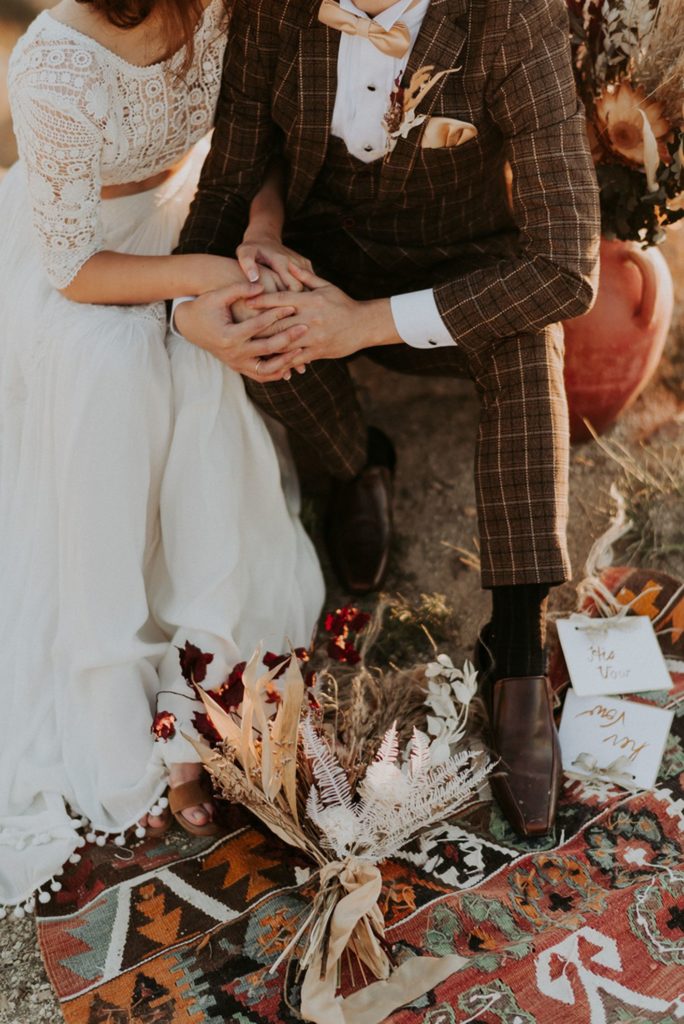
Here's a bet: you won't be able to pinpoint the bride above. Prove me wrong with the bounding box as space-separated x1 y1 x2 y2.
0 0 324 916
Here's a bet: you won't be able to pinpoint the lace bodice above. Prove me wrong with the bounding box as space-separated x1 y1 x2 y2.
8 1 226 288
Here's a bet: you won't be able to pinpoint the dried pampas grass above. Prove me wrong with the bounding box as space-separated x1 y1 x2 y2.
321 665 428 763
635 0 684 126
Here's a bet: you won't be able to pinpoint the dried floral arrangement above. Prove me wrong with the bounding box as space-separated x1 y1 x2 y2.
160 610 488 1024
566 0 684 244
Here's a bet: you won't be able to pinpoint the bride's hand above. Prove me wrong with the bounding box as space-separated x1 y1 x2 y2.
174 281 307 382
190 255 246 294
236 235 313 292
231 264 283 324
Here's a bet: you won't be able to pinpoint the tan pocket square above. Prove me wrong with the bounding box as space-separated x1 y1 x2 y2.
421 116 478 149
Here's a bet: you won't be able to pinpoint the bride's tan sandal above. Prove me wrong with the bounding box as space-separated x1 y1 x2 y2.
168 780 222 837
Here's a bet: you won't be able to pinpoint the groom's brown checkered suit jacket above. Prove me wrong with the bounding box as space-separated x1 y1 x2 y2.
177 0 601 588
179 0 600 358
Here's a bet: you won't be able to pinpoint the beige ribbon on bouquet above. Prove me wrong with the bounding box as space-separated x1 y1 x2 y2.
318 0 417 59
300 857 468 1024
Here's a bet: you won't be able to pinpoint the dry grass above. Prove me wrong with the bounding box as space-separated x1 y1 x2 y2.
589 427 684 573
363 592 458 667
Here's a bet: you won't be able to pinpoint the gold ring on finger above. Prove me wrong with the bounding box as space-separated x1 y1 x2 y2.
255 357 263 376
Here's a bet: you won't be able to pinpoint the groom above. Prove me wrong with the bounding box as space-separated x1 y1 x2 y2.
173 0 600 836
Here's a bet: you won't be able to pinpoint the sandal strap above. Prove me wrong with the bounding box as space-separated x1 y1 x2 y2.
168 779 209 815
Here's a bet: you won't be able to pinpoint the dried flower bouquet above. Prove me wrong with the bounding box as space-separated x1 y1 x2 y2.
566 0 684 244
183 645 487 1024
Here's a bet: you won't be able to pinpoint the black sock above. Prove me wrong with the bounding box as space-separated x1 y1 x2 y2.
489 583 550 679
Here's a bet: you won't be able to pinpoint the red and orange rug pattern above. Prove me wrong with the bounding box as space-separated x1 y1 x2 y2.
36 570 684 1023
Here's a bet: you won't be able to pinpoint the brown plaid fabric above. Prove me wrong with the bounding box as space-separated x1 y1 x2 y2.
246 321 570 587
177 0 600 587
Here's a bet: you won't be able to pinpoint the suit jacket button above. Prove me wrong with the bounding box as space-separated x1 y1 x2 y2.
342 216 355 229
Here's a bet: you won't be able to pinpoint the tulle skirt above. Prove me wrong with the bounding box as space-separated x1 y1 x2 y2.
0 144 325 910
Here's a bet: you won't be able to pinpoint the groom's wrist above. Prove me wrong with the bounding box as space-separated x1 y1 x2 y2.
359 298 403 349
242 225 282 245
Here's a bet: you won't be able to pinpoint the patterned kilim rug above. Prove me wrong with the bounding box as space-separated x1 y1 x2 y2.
36 569 684 1024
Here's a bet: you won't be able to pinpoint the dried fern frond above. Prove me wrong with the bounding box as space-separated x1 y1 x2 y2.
301 715 354 811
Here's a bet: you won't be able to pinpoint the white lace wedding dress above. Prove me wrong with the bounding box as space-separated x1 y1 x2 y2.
0 2 324 914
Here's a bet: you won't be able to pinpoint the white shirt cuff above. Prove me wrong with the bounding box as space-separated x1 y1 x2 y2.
169 295 197 338
390 289 456 348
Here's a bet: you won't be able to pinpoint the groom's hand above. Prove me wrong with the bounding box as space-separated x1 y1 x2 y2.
245 265 401 365
174 282 308 382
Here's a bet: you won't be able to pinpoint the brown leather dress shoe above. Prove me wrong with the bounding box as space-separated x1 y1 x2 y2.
487 675 562 838
325 428 395 598
326 464 393 594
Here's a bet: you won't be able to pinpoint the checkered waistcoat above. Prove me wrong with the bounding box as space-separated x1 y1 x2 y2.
178 0 601 359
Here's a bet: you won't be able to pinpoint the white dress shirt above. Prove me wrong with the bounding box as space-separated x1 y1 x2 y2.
330 0 454 349
173 0 455 348
331 0 427 163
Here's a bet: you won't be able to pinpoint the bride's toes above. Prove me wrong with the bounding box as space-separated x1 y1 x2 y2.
147 812 167 830
137 805 171 835
180 803 213 827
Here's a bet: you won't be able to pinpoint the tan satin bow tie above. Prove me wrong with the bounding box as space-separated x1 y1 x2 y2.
318 0 413 59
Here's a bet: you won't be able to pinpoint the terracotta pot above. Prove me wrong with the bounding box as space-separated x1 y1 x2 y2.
562 238 674 443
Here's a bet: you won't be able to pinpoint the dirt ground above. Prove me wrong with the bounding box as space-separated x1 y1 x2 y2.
1 5 683 1021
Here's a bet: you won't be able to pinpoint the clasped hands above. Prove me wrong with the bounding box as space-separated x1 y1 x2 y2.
175 237 392 382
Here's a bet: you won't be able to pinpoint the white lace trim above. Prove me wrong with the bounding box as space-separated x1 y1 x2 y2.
0 786 169 917
7 1 226 288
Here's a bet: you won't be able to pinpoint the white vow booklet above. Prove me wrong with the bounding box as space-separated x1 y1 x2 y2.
558 690 674 791
556 613 672 697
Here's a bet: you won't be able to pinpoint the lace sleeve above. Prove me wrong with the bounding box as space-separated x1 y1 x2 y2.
9 41 107 289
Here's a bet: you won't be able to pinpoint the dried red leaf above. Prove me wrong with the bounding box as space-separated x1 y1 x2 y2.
177 641 214 685
326 633 362 664
151 710 176 742
263 651 290 678
216 661 246 711
265 683 282 705
343 642 361 665
226 661 246 686
263 648 311 679
192 711 221 746
304 669 317 689
324 606 369 638
327 636 346 661
348 611 371 633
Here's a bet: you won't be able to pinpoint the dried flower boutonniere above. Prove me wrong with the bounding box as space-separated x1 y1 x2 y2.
383 64 458 158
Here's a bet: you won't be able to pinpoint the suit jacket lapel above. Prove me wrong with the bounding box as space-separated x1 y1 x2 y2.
381 0 468 190
288 6 339 212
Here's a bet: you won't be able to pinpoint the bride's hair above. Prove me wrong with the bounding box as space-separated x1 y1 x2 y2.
75 0 227 68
